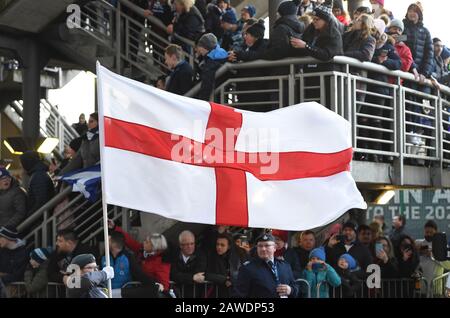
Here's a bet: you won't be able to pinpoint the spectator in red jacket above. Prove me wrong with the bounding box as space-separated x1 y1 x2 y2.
108 219 171 291
387 19 413 73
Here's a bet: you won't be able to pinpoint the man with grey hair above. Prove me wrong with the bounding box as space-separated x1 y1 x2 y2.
170 230 207 297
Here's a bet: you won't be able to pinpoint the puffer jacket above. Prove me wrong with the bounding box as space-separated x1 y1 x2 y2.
0 178 27 228
197 45 228 101
403 18 434 77
343 30 376 62
301 263 342 298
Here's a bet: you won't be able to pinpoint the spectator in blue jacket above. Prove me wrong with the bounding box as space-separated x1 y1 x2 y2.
301 247 341 298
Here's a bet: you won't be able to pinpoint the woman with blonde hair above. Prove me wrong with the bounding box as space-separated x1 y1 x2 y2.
167 0 205 44
342 13 376 62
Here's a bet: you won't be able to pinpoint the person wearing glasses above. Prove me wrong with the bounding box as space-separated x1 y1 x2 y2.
233 233 298 298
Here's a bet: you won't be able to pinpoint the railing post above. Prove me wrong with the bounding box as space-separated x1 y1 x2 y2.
115 1 121 73
288 64 295 107
393 79 404 185
431 91 443 187
42 210 48 247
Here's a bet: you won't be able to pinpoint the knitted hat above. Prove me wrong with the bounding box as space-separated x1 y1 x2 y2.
197 33 218 51
339 254 357 270
246 19 265 39
70 254 96 269
355 6 372 15
278 0 301 17
30 248 52 264
0 168 11 179
243 5 256 18
313 0 334 23
271 230 288 243
407 2 423 21
388 18 404 32
0 226 20 241
374 18 386 36
343 221 357 233
309 247 326 261
221 9 237 24
375 0 384 6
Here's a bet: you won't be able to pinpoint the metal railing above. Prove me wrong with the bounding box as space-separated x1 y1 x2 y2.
430 272 450 298
6 282 65 298
5 99 79 156
185 56 450 186
74 0 195 80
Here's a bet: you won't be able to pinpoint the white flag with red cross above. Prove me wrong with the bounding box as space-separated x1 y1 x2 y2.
97 63 366 231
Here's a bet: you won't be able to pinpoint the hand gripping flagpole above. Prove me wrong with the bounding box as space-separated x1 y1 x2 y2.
96 62 112 298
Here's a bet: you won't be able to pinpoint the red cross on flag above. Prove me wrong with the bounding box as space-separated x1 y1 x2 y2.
97 64 366 231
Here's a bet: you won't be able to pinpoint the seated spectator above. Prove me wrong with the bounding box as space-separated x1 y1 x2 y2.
72 113 88 136
395 235 419 279
101 231 162 291
272 230 289 260
205 233 242 297
24 247 51 298
65 254 114 298
298 0 317 16
170 230 207 297
60 112 100 174
0 227 28 287
357 224 373 248
432 38 450 86
326 221 373 274
220 10 243 52
0 168 27 228
263 0 305 60
205 0 225 39
168 0 205 46
372 236 399 279
109 221 171 291
302 247 341 298
342 13 376 62
19 151 55 214
332 0 350 27
335 253 361 298
195 33 228 101
285 230 316 279
290 1 343 61
164 44 194 95
389 215 409 250
48 229 95 283
387 19 414 73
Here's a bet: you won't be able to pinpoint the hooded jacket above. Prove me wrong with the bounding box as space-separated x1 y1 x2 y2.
0 178 27 228
173 5 205 41
263 15 305 60
205 3 224 40
197 45 228 101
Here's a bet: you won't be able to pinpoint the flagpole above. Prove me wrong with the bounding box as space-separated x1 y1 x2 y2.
96 62 112 298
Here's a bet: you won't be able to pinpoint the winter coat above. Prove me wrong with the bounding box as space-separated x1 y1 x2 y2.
235 38 269 62
284 247 311 279
297 20 344 62
301 263 341 298
173 5 205 41
263 15 305 60
66 270 109 298
367 42 401 95
20 153 55 214
0 240 28 285
433 55 450 85
403 18 434 77
0 178 27 228
205 248 242 297
395 42 414 73
335 267 362 298
221 25 244 52
148 0 173 26
197 45 228 101
326 241 373 273
60 128 100 174
114 226 171 291
24 261 49 298
166 60 194 96
343 30 376 62
397 252 420 279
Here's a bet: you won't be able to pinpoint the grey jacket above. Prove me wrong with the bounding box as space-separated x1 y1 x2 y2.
60 131 100 174
0 178 27 228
